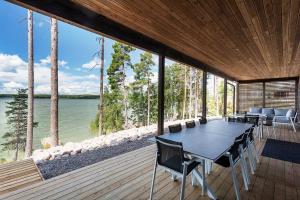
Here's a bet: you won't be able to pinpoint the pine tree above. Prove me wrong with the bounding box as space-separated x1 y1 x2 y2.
106 42 135 130
50 18 59 146
165 63 185 120
98 36 105 135
129 52 154 126
25 9 34 157
1 89 38 161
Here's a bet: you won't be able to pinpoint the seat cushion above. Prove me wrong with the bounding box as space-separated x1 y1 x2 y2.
274 116 290 123
286 109 296 118
249 107 262 114
274 109 288 116
262 108 274 119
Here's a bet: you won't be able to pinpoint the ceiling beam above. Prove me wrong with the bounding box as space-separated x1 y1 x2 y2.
7 0 237 81
238 76 299 84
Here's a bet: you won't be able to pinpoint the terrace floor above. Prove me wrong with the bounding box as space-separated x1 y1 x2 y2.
0 126 300 200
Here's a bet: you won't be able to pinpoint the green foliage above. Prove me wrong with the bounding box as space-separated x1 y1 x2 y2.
107 42 135 92
129 52 155 126
1 88 38 160
164 63 185 120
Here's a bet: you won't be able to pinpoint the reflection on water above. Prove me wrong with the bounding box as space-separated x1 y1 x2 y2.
0 98 99 161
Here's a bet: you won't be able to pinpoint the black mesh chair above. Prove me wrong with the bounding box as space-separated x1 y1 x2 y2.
227 117 236 122
215 134 249 200
245 127 260 169
150 137 200 200
245 114 260 137
168 124 182 133
262 118 275 138
185 120 196 128
236 116 246 123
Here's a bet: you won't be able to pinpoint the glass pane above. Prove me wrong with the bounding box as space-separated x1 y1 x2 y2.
207 73 224 117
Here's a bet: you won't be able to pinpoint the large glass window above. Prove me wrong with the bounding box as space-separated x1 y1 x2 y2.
227 82 236 115
207 73 224 117
164 59 203 122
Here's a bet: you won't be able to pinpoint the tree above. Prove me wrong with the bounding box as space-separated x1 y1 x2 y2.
25 10 34 157
182 66 187 119
164 63 185 120
188 67 193 119
98 36 104 135
50 18 59 146
107 42 135 129
129 52 154 126
1 89 37 161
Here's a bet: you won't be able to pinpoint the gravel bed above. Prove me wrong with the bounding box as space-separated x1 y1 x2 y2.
37 134 154 179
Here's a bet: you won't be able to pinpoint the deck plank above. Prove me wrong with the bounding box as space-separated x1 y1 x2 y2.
0 159 43 195
0 126 299 200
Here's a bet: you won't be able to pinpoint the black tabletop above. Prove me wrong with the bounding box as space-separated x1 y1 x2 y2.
157 120 252 161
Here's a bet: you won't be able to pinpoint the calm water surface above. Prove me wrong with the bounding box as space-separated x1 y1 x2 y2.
0 98 99 161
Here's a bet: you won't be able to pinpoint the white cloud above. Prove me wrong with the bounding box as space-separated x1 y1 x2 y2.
82 57 105 69
0 53 100 94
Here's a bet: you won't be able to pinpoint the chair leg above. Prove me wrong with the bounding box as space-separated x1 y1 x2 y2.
239 148 250 189
230 156 241 200
267 126 270 137
272 124 277 139
180 164 188 200
150 157 158 200
247 147 255 174
291 120 297 132
251 142 259 164
202 159 206 196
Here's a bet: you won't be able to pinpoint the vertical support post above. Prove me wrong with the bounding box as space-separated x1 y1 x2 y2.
223 78 227 117
236 82 239 113
295 78 299 113
262 82 266 108
157 54 165 135
202 71 207 120
233 85 236 114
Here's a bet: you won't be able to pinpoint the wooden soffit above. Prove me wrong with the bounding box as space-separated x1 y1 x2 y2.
8 0 300 81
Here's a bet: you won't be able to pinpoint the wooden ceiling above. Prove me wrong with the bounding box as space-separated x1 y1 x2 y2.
9 0 300 81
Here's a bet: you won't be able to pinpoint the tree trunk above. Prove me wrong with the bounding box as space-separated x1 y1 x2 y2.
182 66 187 119
14 142 19 161
121 63 129 129
147 78 151 126
194 71 198 118
50 18 59 147
98 37 104 135
188 68 193 119
25 10 34 158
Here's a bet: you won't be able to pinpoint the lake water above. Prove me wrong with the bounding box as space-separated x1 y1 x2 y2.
0 98 99 161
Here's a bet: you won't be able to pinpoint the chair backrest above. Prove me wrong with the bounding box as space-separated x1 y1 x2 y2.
245 115 259 126
227 117 236 122
168 124 182 133
229 134 245 161
185 120 196 128
245 127 254 142
236 117 246 123
155 137 185 173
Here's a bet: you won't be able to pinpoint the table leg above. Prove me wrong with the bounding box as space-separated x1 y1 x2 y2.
192 161 217 200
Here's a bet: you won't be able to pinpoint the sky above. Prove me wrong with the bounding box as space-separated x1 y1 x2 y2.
0 1 170 95
0 1 220 95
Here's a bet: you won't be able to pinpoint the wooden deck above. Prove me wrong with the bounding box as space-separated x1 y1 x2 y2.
0 158 43 195
0 126 299 200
